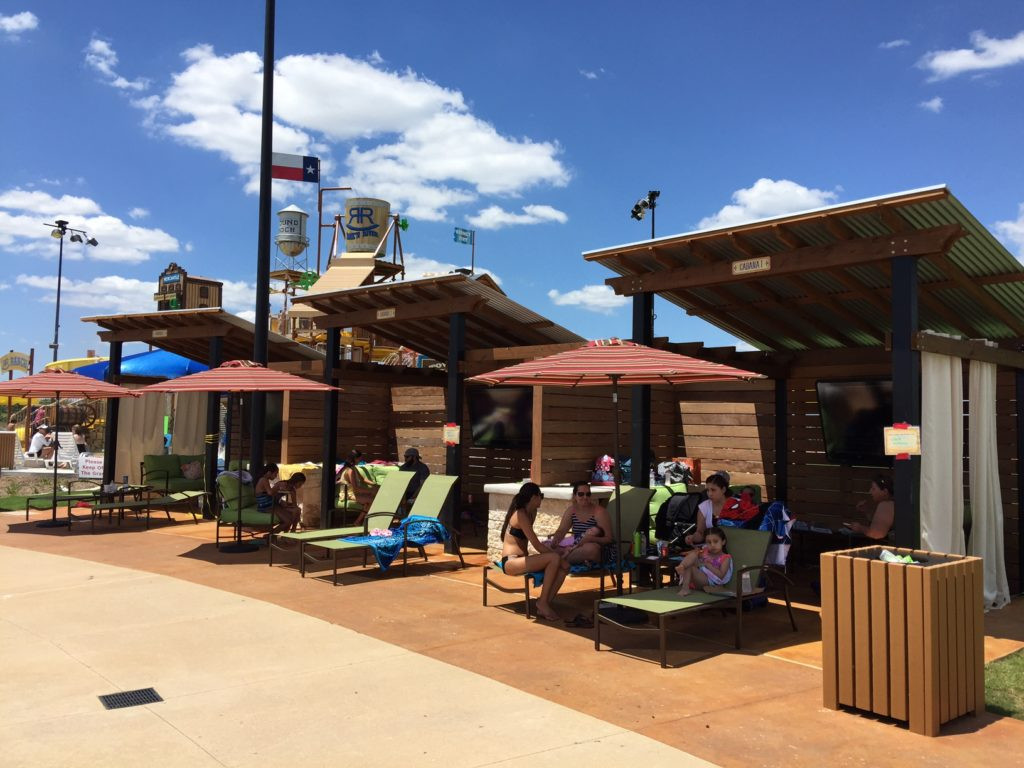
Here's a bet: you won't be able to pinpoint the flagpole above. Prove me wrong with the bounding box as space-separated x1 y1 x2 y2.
471 230 475 275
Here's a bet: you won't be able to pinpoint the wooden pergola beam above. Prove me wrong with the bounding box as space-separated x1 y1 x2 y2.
310 295 485 329
97 322 229 343
913 332 1024 370
607 224 963 296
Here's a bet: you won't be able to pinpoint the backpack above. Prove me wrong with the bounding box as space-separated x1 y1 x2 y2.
654 492 705 541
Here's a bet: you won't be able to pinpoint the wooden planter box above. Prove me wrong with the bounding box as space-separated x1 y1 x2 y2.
820 545 984 736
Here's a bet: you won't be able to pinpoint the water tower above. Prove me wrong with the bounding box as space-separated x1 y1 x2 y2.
270 205 315 335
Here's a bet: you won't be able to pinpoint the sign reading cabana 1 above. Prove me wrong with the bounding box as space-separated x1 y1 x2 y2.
732 256 772 276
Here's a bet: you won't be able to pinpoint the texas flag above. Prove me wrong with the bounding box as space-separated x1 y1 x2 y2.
271 153 320 183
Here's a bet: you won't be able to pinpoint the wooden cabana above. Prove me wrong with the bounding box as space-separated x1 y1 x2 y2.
81 308 323 496
291 272 585 527
584 185 1024 594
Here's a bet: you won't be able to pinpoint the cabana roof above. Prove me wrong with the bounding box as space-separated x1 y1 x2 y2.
80 308 323 364
584 185 1024 351
292 272 584 360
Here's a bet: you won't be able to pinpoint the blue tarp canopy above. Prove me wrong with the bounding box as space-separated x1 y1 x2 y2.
73 349 209 380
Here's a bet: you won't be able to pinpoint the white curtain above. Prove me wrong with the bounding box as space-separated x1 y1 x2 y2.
919 343 965 554
968 353 1011 610
114 390 166 482
171 392 207 455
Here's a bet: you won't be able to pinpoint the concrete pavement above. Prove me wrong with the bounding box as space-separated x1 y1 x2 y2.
0 545 714 768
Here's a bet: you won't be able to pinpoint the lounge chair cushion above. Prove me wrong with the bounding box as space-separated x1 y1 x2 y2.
217 473 256 509
144 454 182 479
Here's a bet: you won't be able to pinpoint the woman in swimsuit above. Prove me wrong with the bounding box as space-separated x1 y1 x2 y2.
500 482 569 622
548 481 613 565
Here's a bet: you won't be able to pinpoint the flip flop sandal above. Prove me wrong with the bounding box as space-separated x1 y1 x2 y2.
565 614 593 629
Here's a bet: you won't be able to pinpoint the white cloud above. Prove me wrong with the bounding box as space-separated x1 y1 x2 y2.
401 253 502 285
579 69 599 79
698 178 840 229
137 45 568 218
918 30 1024 80
0 282 10 291
919 96 944 113
367 50 384 65
467 204 568 230
85 37 149 91
184 241 194 252
0 188 102 216
128 207 149 219
547 284 628 315
995 203 1024 258
15 274 157 314
0 186 179 263
879 39 910 49
1 11 38 36
235 310 256 323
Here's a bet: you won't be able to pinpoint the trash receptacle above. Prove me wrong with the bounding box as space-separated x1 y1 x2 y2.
820 545 984 736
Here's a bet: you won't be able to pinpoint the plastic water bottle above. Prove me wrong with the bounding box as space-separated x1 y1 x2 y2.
632 531 643 557
741 571 752 594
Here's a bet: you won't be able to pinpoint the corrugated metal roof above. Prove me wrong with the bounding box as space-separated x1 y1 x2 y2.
585 186 1024 351
80 308 324 364
293 273 584 361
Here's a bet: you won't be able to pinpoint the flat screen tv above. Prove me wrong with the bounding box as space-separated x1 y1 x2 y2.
467 386 533 449
816 379 893 467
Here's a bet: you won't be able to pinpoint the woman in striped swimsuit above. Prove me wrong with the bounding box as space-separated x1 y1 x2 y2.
550 481 614 566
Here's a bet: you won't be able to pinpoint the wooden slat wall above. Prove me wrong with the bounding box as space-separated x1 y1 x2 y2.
392 386 446 469
533 386 682 486
281 384 390 464
675 379 776 496
996 370 1020 593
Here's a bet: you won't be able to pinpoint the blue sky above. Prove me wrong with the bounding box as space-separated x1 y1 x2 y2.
2 1 1023 365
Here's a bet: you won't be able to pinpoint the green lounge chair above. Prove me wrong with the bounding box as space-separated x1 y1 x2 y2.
303 474 463 585
269 470 416 570
482 485 655 618
87 490 206 533
594 527 797 668
215 473 274 548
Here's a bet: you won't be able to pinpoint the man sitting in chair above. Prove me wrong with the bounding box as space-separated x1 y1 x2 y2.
26 425 52 458
400 447 431 507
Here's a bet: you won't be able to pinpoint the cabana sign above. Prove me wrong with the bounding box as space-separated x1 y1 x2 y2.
376 307 397 320
883 423 920 460
732 256 771 276
0 351 30 372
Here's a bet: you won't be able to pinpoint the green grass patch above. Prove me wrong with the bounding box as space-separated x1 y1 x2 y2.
986 648 1024 720
0 493 95 512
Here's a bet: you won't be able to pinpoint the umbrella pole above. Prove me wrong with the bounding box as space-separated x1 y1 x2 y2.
612 376 624 596
37 392 69 528
220 392 259 554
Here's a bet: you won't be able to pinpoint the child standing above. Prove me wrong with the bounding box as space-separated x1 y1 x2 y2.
676 526 733 596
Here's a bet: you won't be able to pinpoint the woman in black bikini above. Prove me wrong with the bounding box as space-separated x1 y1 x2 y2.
500 482 569 622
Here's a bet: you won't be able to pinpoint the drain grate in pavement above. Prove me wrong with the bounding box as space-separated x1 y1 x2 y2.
98 687 163 710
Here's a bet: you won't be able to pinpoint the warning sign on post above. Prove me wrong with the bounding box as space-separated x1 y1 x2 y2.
443 423 460 447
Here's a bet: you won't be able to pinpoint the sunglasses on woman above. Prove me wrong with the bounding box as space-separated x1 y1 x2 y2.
576 491 592 497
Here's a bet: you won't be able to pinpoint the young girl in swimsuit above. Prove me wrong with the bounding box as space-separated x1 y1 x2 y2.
548 481 613 565
676 526 733 596
255 464 281 532
499 481 569 621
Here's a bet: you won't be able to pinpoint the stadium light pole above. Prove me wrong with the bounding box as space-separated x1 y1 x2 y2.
44 220 98 363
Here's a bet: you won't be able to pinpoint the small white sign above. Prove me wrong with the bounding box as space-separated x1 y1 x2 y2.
78 452 105 479
376 307 397 320
732 256 772 276
152 329 168 338
883 425 921 455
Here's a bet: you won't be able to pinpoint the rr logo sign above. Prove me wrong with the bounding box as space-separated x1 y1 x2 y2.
347 206 380 239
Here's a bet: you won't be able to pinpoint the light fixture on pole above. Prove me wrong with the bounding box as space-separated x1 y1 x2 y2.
44 220 98 363
629 189 660 239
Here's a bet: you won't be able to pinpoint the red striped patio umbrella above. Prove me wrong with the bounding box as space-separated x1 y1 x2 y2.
468 338 760 593
138 361 339 551
0 369 139 528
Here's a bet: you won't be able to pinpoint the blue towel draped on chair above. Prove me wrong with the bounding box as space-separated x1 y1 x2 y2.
340 515 450 572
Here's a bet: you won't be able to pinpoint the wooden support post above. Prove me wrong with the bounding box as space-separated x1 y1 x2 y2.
631 293 653 487
1018 366 1024 593
774 377 788 503
203 336 223 516
891 256 921 549
319 327 340 529
445 312 466 553
101 340 123 485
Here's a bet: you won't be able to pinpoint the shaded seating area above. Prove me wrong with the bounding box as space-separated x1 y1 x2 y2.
215 473 273 548
594 528 798 668
86 490 206 532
